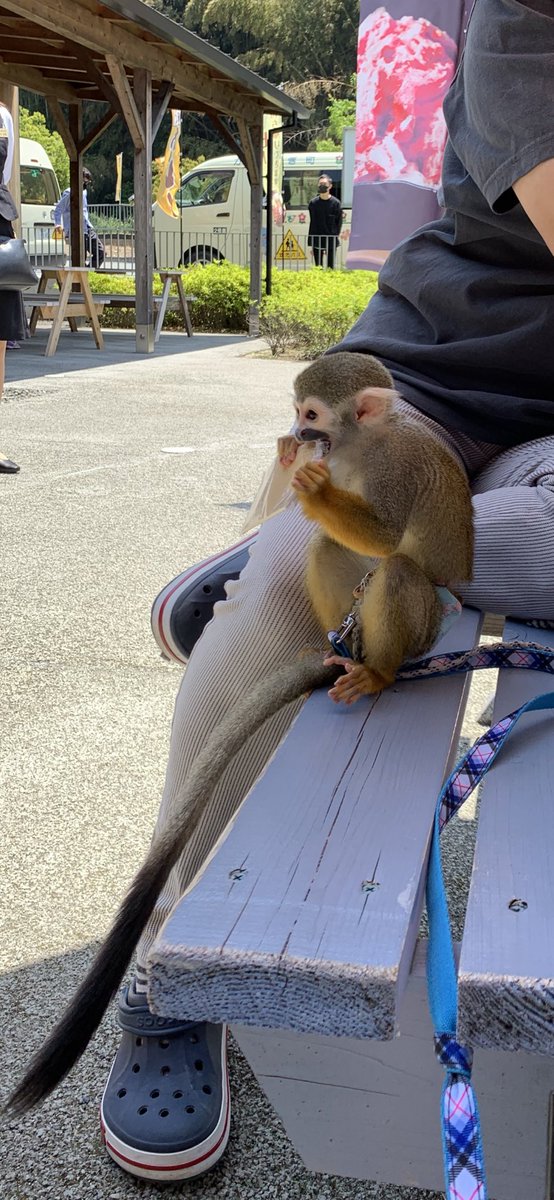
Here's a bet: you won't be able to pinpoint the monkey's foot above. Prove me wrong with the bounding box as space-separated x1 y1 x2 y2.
324 654 393 704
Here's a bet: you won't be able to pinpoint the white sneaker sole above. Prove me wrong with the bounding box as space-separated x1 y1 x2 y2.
100 1037 230 1181
150 531 258 665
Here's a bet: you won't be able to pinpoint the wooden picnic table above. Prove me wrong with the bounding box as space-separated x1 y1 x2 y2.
26 267 104 358
24 268 194 355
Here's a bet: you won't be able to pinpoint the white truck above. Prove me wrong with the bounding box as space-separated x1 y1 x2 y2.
153 149 353 270
19 137 64 266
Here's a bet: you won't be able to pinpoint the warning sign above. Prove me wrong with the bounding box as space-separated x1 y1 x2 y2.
275 231 306 261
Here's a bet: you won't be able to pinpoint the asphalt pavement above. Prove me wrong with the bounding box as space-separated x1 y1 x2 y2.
0 327 494 1200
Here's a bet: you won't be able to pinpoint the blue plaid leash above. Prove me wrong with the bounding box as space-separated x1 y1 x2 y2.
425 684 554 1200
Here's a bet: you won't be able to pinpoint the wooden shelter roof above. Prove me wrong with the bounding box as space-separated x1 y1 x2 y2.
0 0 309 124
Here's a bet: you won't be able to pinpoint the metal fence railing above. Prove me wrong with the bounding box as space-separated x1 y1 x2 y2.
154 229 350 272
21 224 350 274
88 203 135 224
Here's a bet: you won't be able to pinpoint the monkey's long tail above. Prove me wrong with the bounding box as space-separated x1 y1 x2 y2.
7 653 337 1116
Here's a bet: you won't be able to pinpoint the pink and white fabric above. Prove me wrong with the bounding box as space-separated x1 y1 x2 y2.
348 1 469 269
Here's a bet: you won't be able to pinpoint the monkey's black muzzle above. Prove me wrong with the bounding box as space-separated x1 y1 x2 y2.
297 429 332 456
298 428 330 442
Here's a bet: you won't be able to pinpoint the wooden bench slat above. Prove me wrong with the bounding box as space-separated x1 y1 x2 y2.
27 303 105 319
148 608 482 1040
88 294 195 306
458 619 554 1055
24 294 104 307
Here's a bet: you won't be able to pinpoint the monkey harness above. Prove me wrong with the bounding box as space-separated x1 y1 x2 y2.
328 575 462 662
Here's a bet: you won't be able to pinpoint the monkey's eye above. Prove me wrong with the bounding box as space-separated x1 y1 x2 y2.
306 409 318 421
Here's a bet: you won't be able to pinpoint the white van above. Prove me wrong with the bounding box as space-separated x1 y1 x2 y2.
153 151 352 270
19 137 63 266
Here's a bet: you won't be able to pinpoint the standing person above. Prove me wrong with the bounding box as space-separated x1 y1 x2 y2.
307 173 343 268
53 167 105 269
25 0 554 1183
0 96 24 475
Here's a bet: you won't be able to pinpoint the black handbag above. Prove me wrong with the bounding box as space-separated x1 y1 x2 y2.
0 236 38 290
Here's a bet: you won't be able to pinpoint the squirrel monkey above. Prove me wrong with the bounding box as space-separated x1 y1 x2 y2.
281 351 473 701
8 352 473 1115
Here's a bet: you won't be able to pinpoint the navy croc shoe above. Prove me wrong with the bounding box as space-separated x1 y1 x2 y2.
100 986 230 1181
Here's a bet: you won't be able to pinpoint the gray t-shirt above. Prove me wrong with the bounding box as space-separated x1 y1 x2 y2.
336 0 554 447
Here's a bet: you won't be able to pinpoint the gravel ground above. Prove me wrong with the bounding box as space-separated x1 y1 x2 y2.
0 328 496 1200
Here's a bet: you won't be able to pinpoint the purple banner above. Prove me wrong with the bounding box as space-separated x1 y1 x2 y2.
347 2 468 270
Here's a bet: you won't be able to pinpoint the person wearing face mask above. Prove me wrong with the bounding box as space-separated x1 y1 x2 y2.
53 167 105 269
307 173 343 268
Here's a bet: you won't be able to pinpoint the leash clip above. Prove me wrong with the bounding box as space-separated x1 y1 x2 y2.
327 611 357 658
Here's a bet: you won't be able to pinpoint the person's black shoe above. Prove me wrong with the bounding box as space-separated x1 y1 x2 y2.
100 984 230 1181
0 457 20 474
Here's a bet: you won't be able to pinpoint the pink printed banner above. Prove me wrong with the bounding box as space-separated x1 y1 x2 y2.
348 2 468 270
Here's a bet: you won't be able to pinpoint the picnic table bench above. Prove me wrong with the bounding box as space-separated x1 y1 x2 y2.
147 559 554 1200
24 268 194 355
93 271 195 341
25 267 105 357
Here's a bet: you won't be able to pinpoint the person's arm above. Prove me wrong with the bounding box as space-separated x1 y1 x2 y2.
0 136 7 184
53 190 69 227
0 104 13 185
307 197 316 239
82 190 94 233
513 158 554 257
335 199 343 236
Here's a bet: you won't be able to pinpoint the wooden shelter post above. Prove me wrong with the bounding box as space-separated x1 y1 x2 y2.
133 67 154 353
68 103 84 267
244 119 264 337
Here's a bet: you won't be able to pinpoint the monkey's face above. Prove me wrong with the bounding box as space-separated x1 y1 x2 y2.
291 395 337 454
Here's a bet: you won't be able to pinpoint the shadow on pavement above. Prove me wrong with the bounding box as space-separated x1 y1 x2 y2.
5 328 250 385
0 944 314 1200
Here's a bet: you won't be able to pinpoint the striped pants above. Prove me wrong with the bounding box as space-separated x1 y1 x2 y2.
137 413 554 982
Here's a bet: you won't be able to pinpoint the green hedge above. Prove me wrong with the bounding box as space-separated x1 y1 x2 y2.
261 270 378 358
90 264 378 358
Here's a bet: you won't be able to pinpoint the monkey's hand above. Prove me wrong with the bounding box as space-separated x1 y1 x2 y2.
291 460 330 497
324 654 391 704
277 435 300 468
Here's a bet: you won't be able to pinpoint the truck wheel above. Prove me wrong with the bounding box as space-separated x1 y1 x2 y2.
181 246 224 267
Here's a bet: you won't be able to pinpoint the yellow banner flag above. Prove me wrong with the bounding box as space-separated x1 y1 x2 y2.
156 110 182 217
115 152 123 203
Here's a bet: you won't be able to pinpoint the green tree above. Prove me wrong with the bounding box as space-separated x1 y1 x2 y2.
178 0 358 146
19 105 70 189
315 93 356 150
180 0 358 85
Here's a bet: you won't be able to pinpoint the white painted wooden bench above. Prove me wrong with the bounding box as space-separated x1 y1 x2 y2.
147 614 554 1200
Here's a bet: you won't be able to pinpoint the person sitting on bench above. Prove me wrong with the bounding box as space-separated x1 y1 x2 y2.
97 0 554 1181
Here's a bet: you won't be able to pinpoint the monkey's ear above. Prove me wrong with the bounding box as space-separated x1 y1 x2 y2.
355 387 398 425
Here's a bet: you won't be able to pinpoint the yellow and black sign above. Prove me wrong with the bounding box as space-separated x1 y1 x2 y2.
275 230 306 261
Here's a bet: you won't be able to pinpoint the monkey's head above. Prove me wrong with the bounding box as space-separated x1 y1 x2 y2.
292 352 398 452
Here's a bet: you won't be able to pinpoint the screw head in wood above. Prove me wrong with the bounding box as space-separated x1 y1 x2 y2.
361 879 380 893
508 898 528 912
229 867 247 881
